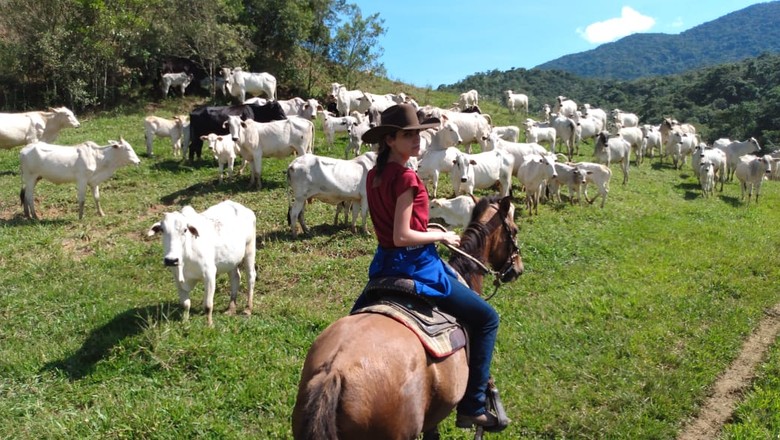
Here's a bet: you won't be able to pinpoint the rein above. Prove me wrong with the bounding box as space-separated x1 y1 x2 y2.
429 209 517 301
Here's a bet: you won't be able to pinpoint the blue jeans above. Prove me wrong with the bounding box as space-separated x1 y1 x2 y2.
351 273 499 416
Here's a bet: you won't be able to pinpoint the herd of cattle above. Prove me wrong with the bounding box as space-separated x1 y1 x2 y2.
1 71 779 324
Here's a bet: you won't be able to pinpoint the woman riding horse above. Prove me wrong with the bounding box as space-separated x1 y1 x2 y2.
292 104 524 439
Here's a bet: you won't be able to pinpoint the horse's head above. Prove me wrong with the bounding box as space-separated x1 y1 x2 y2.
451 195 524 291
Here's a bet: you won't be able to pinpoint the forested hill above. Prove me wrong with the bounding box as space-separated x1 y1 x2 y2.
535 1 780 80
440 53 780 146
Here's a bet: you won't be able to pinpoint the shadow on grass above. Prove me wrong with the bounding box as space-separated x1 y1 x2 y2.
258 221 359 245
0 170 16 177
0 214 69 228
40 302 180 381
159 175 285 206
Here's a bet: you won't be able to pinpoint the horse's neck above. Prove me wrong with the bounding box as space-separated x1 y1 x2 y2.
450 257 486 296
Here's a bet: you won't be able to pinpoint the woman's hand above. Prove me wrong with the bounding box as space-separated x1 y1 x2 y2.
439 230 461 247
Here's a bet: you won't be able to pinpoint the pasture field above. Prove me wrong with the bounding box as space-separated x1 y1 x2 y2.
1 95 779 439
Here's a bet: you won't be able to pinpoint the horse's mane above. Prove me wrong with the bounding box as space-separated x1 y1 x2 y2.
448 195 504 278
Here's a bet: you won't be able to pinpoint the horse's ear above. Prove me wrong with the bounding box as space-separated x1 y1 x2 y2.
499 195 513 213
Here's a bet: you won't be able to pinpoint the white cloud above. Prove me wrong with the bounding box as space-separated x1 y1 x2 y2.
577 6 656 44
670 16 684 29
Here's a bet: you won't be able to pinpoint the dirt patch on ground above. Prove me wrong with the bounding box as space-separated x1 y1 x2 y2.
677 303 780 440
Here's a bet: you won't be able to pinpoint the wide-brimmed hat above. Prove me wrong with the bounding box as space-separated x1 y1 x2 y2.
361 103 440 144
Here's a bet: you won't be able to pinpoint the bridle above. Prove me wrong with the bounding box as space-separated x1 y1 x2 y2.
430 203 521 301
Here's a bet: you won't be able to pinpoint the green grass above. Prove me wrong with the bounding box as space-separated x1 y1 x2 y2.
0 95 779 439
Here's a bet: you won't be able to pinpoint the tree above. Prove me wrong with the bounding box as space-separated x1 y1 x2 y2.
329 4 386 89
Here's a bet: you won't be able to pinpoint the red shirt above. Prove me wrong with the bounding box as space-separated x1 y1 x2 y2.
367 161 430 248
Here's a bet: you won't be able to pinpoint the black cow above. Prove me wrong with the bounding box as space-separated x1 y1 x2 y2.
186 101 287 161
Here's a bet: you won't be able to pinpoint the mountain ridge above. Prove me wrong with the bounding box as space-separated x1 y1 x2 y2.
534 1 780 80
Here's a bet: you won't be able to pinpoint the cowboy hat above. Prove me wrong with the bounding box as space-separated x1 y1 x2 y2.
361 103 440 144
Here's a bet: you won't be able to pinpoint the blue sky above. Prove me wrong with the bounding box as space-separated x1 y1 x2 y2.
350 1 772 88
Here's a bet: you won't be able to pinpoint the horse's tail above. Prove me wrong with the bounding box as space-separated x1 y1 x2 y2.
298 370 341 440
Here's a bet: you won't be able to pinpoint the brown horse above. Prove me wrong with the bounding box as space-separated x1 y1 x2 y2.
291 195 524 440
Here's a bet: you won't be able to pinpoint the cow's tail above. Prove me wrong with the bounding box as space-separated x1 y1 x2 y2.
295 370 341 440
286 166 293 226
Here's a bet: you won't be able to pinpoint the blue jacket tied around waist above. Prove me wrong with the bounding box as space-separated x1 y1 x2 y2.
368 243 457 297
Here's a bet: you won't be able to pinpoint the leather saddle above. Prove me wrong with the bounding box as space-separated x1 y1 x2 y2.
351 277 468 359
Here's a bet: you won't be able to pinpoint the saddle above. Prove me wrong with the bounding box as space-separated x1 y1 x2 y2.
351 277 468 359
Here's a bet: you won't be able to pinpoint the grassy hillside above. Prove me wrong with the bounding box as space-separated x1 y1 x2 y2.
0 96 779 438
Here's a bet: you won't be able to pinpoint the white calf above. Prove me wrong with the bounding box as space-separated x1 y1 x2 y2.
317 110 357 149
416 120 463 197
491 125 521 143
612 109 639 128
640 124 663 159
481 131 547 174
699 160 716 198
691 144 727 191
143 115 187 157
429 194 478 228
346 115 371 158
161 73 193 98
548 162 587 205
524 122 557 152
147 200 256 326
20 138 140 219
572 162 612 208
200 133 242 183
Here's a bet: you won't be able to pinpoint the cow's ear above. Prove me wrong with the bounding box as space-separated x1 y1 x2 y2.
240 121 247 128
469 160 477 165
222 120 229 129
200 135 207 140
187 225 200 238
147 222 162 236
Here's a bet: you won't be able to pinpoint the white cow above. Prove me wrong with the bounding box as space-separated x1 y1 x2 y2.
659 117 696 156
20 138 140 219
723 138 761 181
594 131 631 184
0 107 81 149
161 72 193 98
143 115 187 157
571 161 612 208
617 126 644 165
450 150 515 197
458 90 479 109
691 144 727 191
735 154 776 203
429 194 478 228
667 131 698 170
554 96 577 118
491 125 521 143
416 120 464 197
640 124 663 159
504 90 528 114
573 112 605 152
551 113 577 159
225 115 315 189
330 83 365 117
481 131 547 174
612 109 639 128
277 97 320 120
582 104 608 130
147 200 256 327
222 67 277 102
515 153 558 216
287 152 376 238
438 112 491 154
200 133 242 183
